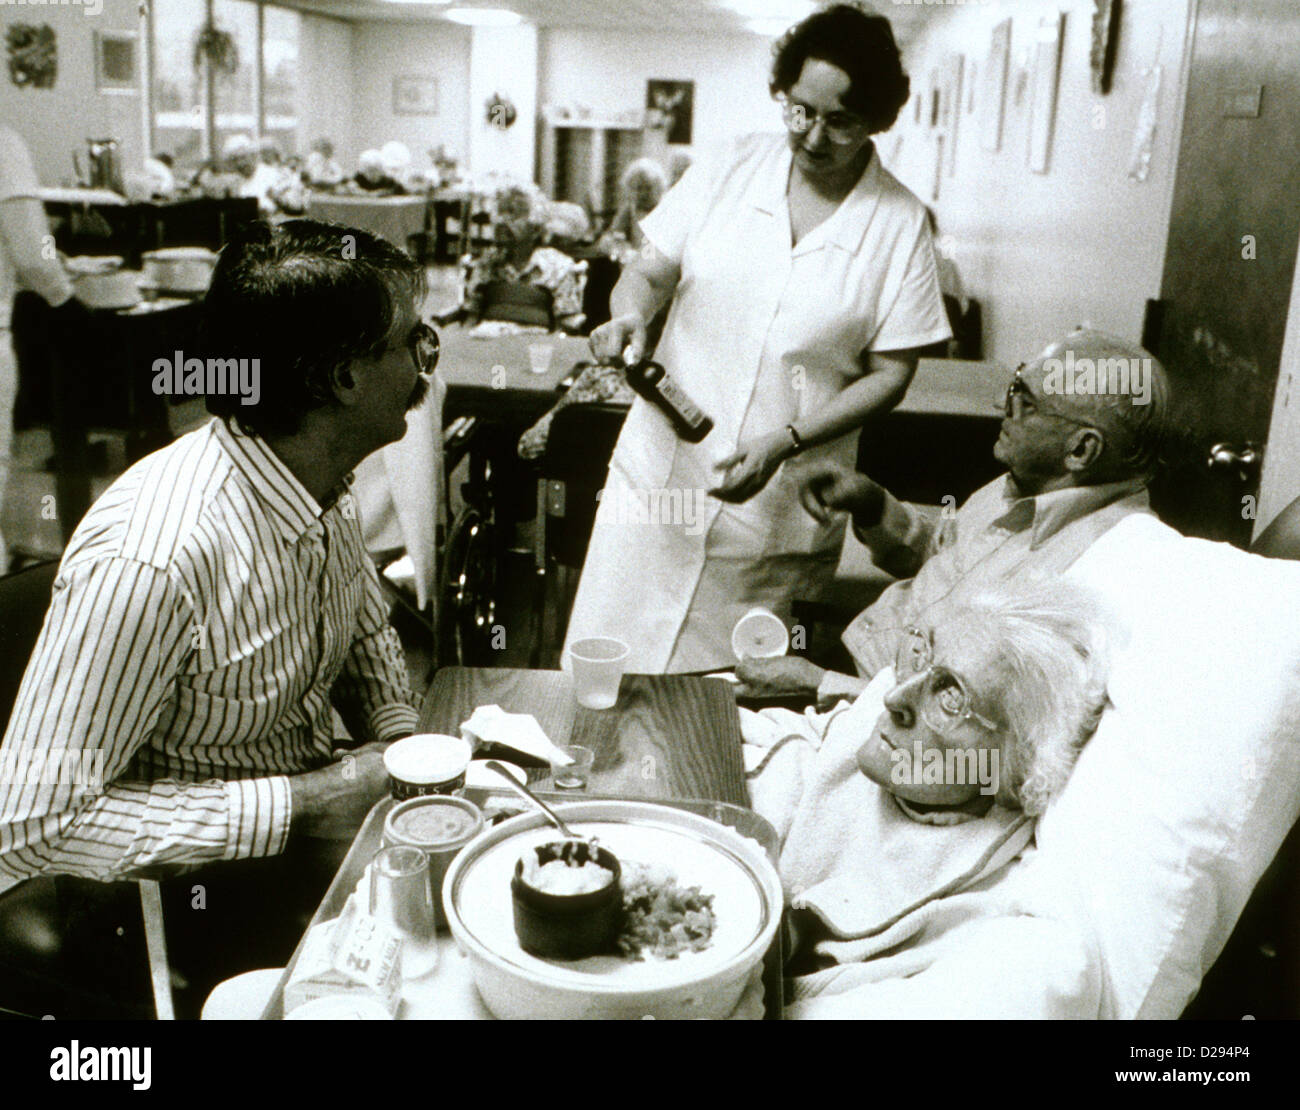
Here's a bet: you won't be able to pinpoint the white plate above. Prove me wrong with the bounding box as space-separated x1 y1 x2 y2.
453 816 766 989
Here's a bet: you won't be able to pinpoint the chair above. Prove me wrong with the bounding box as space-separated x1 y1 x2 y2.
0 561 174 1019
530 403 628 666
478 280 555 331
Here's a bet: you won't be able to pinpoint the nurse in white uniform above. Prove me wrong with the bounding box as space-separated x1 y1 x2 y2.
565 5 951 673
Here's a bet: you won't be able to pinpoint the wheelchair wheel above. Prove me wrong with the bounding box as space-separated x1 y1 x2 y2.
438 504 499 666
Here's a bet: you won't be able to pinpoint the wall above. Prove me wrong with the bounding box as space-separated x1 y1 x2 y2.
348 18 471 171
0 0 146 184
297 12 353 162
538 27 782 166
883 0 1193 363
467 23 537 183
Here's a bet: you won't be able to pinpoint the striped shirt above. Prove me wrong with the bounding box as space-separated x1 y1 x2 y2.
0 418 419 883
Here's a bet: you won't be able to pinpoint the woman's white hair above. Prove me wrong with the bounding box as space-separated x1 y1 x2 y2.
941 577 1110 816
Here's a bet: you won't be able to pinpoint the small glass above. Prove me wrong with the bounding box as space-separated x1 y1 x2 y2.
528 343 555 375
369 845 438 978
551 745 595 790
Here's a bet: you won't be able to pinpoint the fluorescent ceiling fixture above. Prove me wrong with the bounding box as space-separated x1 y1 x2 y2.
443 7 523 25
722 0 814 20
377 1 452 6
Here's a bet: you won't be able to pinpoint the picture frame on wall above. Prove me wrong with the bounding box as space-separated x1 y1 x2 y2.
94 30 137 95
1028 12 1067 173
981 18 1011 152
394 75 438 116
646 79 694 145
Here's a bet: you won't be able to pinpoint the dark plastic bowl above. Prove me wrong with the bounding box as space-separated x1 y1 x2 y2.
511 840 623 960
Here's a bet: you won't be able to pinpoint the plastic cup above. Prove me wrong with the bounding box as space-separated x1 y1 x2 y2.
551 745 595 790
567 636 629 710
731 607 789 661
528 343 554 375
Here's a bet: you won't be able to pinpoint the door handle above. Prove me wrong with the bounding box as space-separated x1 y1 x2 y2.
1206 441 1261 479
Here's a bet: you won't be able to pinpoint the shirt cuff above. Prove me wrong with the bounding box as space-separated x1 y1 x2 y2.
852 492 925 553
816 670 869 706
369 703 420 743
223 776 293 862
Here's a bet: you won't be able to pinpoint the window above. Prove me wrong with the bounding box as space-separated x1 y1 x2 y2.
150 0 301 171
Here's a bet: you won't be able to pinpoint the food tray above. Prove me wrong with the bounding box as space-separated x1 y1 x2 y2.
261 789 785 1019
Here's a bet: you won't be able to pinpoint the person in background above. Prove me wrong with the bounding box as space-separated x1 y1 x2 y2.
667 150 693 188
141 152 176 198
0 125 89 572
458 184 587 331
600 158 668 261
304 138 345 189
565 4 950 673
736 330 1170 704
351 149 406 194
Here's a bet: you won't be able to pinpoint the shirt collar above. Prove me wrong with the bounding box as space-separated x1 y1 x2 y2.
213 418 329 543
750 138 884 253
996 474 1150 549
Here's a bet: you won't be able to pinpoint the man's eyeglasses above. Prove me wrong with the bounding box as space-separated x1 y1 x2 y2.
893 627 999 735
408 321 440 377
777 95 867 145
1002 365 1094 427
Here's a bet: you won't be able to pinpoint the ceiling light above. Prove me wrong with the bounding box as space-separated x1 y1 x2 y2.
376 0 453 5
443 7 523 25
746 18 794 37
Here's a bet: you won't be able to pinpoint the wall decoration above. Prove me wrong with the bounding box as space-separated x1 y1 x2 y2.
1027 12 1067 174
1091 0 1122 95
394 75 438 116
1128 63 1162 182
646 79 694 145
485 92 517 130
94 30 138 95
966 61 978 114
6 23 57 90
980 18 1010 151
942 53 964 175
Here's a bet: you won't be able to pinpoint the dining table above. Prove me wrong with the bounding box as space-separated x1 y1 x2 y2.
260 666 783 1019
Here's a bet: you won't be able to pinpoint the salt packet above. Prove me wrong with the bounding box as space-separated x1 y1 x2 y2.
283 899 404 1017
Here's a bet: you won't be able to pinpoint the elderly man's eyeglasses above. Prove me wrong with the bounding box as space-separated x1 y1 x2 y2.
408 321 440 377
777 95 867 145
893 627 999 735
1002 365 1094 427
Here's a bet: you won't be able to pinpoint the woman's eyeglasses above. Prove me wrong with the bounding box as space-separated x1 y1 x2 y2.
777 95 867 145
408 321 440 377
893 627 999 735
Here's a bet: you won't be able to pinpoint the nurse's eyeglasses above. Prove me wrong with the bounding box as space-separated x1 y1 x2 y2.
894 627 1000 735
776 95 868 145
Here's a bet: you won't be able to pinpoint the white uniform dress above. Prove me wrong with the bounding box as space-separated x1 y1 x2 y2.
565 134 950 673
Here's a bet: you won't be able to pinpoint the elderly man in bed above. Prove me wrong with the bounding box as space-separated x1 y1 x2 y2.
736 577 1108 1017
735 329 1170 704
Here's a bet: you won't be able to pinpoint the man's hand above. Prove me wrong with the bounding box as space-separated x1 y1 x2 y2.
289 740 391 840
710 430 791 504
589 313 648 366
798 461 886 527
734 656 826 700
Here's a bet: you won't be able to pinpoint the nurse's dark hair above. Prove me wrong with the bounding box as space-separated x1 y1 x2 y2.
200 218 425 438
769 4 911 134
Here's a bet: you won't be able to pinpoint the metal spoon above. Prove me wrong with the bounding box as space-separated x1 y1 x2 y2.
484 760 581 839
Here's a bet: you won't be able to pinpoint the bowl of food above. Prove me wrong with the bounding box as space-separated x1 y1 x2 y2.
443 800 783 1020
511 838 622 959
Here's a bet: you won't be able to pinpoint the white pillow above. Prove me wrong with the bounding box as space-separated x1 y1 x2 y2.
1027 514 1300 1017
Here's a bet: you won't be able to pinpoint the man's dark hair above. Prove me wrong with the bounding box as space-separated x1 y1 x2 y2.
201 219 425 438
769 4 910 135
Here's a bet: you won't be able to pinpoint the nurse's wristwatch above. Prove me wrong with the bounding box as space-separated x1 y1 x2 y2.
784 424 805 457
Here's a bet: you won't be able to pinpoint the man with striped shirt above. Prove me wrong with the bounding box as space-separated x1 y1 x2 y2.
0 220 438 886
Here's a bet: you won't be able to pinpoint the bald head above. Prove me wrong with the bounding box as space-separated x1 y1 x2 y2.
1033 329 1171 480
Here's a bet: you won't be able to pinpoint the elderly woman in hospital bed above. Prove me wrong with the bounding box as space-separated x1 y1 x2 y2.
741 578 1109 1013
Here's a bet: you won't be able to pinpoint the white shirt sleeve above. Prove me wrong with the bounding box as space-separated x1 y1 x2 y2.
638 143 734 267
869 216 952 353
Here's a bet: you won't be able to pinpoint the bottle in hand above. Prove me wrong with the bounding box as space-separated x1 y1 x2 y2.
623 359 714 444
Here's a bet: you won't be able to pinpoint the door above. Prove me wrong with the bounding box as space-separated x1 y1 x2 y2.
1147 0 1300 544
